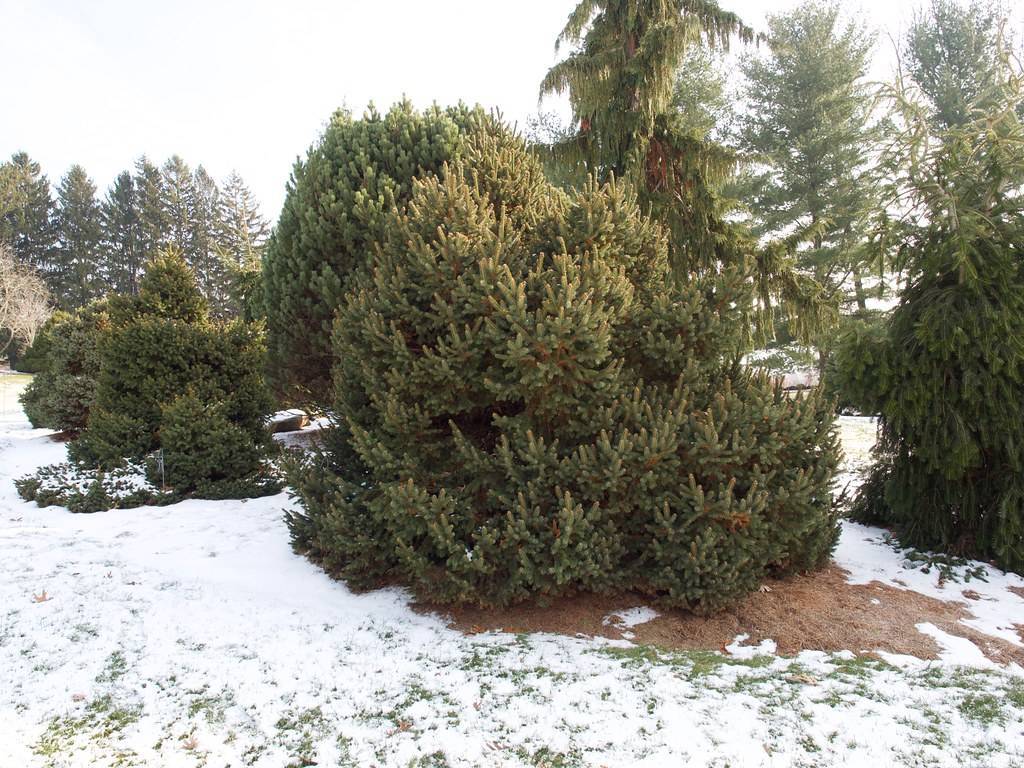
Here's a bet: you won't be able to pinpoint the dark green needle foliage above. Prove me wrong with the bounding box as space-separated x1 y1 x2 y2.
19 302 109 433
262 101 489 403
844 61 1024 572
285 122 840 612
538 0 833 345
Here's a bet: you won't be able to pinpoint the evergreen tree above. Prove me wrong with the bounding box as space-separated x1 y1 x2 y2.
53 165 104 308
69 250 275 500
540 1 832 340
672 45 730 140
540 0 753 186
216 171 269 270
188 165 224 309
262 101 487 402
905 0 1012 130
844 52 1024 572
215 171 270 319
286 122 840 610
100 171 142 295
160 155 195 255
0 153 58 276
737 2 879 319
134 156 169 265
19 302 108 432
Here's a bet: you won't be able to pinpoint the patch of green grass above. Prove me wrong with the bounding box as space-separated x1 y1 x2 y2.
33 695 142 765
918 666 994 693
407 751 452 767
1002 678 1024 709
514 745 585 767
881 533 989 584
799 734 820 753
186 685 235 725
96 650 128 683
908 706 951 749
594 646 773 679
825 654 897 680
959 693 1005 726
276 706 328 768
460 643 510 671
70 623 100 643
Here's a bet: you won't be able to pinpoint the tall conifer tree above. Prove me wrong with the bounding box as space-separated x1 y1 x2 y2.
541 0 832 341
188 165 223 309
53 165 104 308
160 155 195 256
134 156 168 266
0 153 58 277
216 171 268 270
100 171 141 295
216 172 270 319
845 55 1024 572
905 0 1011 130
737 2 879 315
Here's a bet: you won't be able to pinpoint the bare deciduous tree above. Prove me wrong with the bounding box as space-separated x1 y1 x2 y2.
0 242 52 358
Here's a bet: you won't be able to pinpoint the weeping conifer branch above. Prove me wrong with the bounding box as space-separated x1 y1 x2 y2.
540 0 829 345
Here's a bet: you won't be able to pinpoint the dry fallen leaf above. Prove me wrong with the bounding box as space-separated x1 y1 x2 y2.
788 673 818 685
32 590 51 603
387 720 412 735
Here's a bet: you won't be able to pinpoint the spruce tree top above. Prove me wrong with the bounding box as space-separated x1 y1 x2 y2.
263 101 491 403
112 249 208 325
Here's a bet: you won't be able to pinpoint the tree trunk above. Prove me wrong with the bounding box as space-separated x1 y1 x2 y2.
853 268 867 310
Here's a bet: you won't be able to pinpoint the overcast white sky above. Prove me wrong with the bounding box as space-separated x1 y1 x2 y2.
0 0 1003 219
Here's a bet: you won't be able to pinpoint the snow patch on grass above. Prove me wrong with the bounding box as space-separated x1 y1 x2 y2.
835 519 1024 648
726 634 778 659
602 606 659 629
4 399 1024 765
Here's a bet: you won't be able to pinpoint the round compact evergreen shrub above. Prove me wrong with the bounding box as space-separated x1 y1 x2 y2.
263 101 489 403
285 123 840 612
12 318 59 373
19 302 109 433
155 393 267 496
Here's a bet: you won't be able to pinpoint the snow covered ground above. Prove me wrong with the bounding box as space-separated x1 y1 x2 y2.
2 378 1024 767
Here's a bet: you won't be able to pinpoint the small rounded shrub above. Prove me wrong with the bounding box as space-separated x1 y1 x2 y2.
11 322 56 373
286 122 840 612
55 250 279 501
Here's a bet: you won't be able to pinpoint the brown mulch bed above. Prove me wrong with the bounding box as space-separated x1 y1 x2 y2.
422 565 1024 665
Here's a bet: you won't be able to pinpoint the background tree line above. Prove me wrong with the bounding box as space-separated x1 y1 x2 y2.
0 153 269 318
